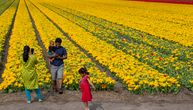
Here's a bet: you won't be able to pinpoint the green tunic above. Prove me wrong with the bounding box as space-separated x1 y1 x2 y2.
21 55 39 90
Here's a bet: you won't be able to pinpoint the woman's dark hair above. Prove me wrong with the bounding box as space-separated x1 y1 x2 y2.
31 48 34 54
78 67 89 75
23 45 30 62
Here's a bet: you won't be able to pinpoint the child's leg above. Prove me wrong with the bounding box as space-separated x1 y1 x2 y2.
35 88 42 100
83 102 89 110
25 89 32 101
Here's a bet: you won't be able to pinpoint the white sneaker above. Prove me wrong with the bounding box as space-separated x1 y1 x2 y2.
27 101 31 104
38 99 43 102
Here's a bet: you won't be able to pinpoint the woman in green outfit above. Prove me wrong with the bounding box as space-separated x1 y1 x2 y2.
21 46 42 104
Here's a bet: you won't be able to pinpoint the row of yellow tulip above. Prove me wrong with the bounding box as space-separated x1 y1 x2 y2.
40 0 193 46
0 0 50 92
0 0 14 15
0 0 19 61
26 0 115 90
0 0 6 5
41 4 193 91
32 0 180 93
45 4 193 55
41 3 193 65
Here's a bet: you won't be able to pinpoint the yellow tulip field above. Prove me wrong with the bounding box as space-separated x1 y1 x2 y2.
0 0 193 94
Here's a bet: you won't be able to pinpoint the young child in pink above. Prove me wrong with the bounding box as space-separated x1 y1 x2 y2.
78 67 95 110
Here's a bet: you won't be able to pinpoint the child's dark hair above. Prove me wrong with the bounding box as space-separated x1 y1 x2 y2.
49 46 55 52
31 48 34 54
78 67 89 75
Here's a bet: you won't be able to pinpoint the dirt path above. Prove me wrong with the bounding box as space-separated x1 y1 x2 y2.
0 101 193 110
0 90 193 110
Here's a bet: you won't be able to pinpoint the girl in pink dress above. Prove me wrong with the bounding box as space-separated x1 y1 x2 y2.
78 67 95 110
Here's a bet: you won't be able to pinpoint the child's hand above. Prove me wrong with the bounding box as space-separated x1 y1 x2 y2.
87 78 96 91
92 86 96 91
94 87 96 91
79 79 81 84
50 58 54 62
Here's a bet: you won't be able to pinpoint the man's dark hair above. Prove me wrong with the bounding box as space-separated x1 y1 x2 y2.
55 38 62 43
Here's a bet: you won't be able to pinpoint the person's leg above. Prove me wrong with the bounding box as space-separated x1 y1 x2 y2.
25 89 31 103
52 80 57 92
57 65 64 94
84 102 89 110
57 79 63 93
35 88 42 101
50 65 58 92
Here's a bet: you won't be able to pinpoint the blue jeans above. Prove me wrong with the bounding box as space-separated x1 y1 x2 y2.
25 88 42 101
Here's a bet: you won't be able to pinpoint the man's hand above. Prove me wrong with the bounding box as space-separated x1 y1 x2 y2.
57 55 67 60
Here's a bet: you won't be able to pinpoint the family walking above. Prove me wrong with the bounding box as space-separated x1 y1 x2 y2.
21 38 95 110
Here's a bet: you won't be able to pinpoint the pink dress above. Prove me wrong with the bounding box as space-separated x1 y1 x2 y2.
80 75 92 102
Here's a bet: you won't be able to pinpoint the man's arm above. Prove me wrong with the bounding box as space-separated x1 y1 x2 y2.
58 55 67 60
56 48 67 60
